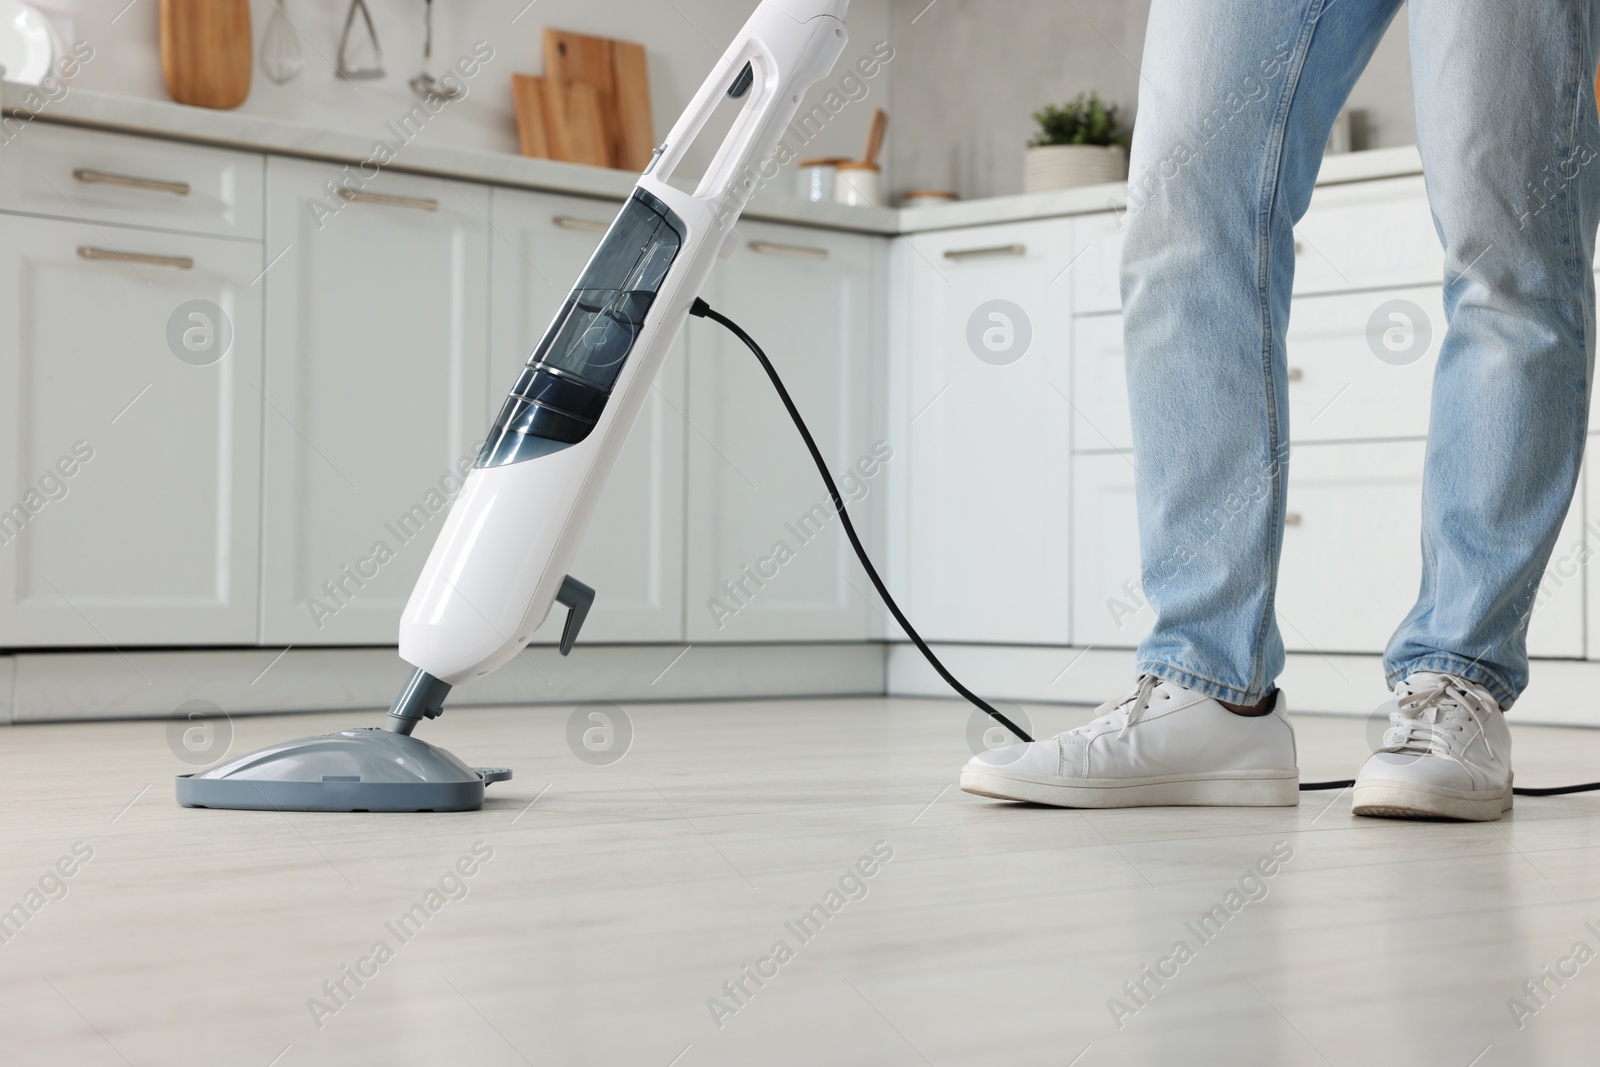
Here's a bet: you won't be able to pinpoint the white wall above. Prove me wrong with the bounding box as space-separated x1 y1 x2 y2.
885 0 1417 201
31 0 892 184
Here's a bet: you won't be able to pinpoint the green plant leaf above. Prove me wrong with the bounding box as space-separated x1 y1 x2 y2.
1028 91 1128 148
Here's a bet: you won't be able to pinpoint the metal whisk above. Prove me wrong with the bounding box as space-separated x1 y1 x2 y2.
260 0 303 85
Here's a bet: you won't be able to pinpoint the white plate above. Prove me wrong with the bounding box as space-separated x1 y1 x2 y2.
0 0 60 86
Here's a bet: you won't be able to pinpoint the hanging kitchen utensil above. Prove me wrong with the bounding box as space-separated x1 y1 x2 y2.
260 0 303 85
337 0 383 81
410 0 462 102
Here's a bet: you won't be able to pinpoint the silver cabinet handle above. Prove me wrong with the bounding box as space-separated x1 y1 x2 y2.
553 215 609 232
77 246 193 270
748 240 829 260
336 188 439 212
944 243 1026 260
1287 366 1304 381
1285 512 1302 526
72 167 191 196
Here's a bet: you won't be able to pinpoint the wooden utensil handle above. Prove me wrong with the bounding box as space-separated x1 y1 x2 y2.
862 108 888 167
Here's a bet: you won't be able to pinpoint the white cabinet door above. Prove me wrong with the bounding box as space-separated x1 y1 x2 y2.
686 220 884 642
259 159 489 645
0 215 263 644
899 220 1073 644
489 187 686 645
1071 452 1149 648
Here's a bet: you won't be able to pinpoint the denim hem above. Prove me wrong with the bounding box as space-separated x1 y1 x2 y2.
1384 655 1517 710
1138 661 1268 706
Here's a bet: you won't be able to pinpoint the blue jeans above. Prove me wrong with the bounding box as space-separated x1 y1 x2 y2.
1122 0 1600 708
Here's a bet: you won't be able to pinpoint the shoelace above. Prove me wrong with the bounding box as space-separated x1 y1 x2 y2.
1383 676 1496 761
1068 674 1162 740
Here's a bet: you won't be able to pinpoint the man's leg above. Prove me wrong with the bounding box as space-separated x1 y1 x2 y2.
1385 1 1600 707
1123 0 1402 706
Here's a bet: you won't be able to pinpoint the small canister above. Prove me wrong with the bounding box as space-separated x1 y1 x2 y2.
900 190 960 209
796 158 848 202
834 162 883 207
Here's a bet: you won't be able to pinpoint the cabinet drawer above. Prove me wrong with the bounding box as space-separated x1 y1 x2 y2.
0 123 263 240
1284 286 1443 442
1071 176 1441 317
1293 176 1440 294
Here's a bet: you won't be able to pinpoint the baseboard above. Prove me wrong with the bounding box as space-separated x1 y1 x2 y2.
886 643 1600 728
1 643 887 724
10 640 1595 728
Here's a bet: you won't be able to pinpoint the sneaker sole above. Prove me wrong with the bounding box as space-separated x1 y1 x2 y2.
959 768 1301 808
1351 780 1513 822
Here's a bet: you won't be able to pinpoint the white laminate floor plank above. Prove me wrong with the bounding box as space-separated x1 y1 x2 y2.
2 698 1600 1065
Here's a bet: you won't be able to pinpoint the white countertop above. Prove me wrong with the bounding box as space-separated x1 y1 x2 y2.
4 81 1425 237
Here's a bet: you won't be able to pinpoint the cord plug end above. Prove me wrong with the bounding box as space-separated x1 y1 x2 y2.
689 297 712 318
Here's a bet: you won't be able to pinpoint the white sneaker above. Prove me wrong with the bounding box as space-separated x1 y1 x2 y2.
1352 671 1513 821
959 676 1300 808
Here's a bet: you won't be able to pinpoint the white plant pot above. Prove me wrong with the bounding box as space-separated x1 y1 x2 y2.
1023 144 1128 193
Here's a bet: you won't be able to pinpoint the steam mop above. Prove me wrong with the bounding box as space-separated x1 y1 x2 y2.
176 0 929 813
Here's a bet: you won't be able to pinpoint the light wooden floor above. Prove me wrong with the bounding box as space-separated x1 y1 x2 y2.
4 697 1600 1065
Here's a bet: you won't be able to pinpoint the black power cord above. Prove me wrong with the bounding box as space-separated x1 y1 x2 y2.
691 298 1600 798
692 298 1033 745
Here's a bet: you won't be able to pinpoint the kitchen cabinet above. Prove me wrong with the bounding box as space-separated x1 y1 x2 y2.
258 158 489 645
0 213 263 644
489 187 687 645
685 219 885 642
898 219 1073 645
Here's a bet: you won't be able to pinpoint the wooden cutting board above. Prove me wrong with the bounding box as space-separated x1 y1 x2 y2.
544 29 655 172
544 30 616 169
561 81 612 168
512 75 610 168
610 41 655 172
159 0 252 110
512 75 558 160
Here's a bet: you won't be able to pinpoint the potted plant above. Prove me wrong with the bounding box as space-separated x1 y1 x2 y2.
1024 92 1130 193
